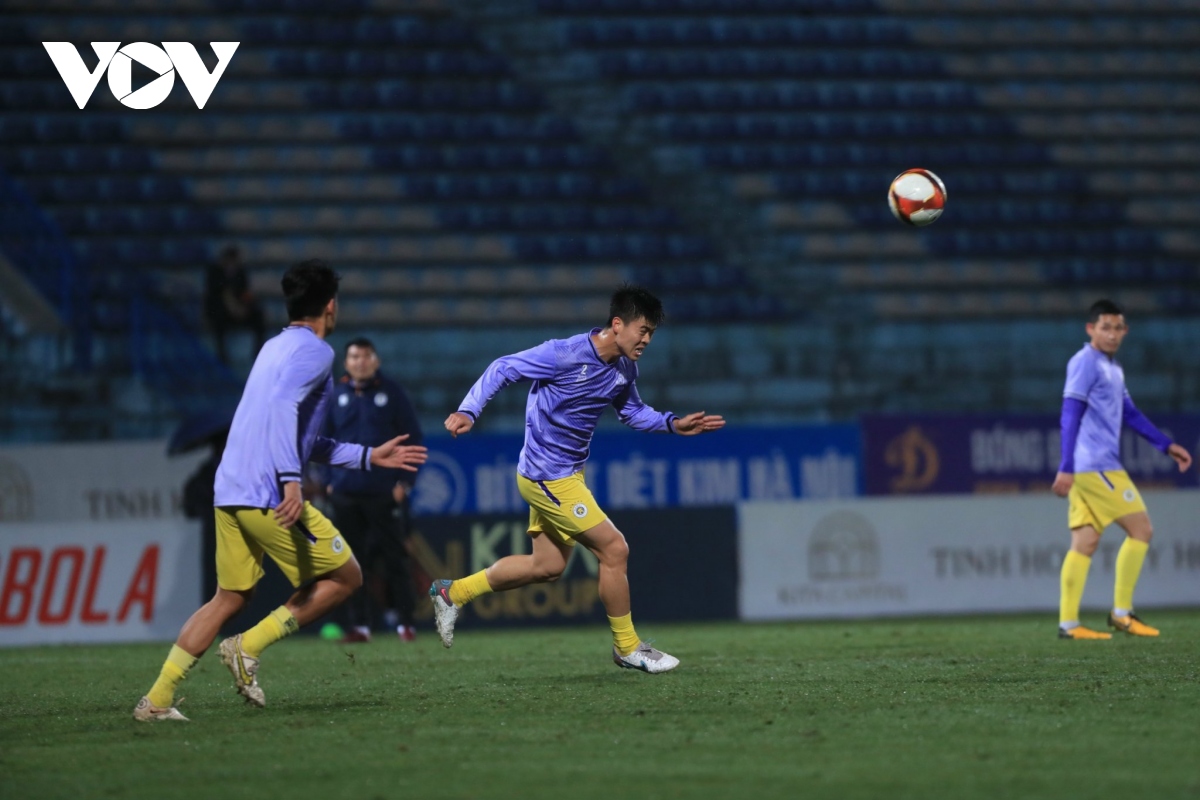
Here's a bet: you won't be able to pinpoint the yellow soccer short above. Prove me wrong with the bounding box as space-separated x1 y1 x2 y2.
1068 470 1148 532
215 502 352 590
517 471 607 547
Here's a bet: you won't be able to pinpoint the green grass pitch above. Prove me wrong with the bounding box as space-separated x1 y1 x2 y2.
3 612 1200 800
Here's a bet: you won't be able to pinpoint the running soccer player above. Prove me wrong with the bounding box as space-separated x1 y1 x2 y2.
133 260 427 721
1053 299 1192 640
430 285 724 673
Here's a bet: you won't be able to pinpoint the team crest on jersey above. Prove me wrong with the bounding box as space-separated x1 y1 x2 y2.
338 393 350 407
572 502 588 519
374 392 388 407
614 373 628 387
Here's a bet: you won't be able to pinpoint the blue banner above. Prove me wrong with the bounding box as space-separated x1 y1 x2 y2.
410 425 860 516
863 414 1200 496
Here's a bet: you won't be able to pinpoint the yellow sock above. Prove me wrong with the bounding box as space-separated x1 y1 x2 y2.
1060 550 1092 625
241 606 298 658
448 570 493 607
147 645 198 708
609 613 640 656
1114 538 1149 612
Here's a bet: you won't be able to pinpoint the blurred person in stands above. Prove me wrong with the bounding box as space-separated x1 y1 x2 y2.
205 244 266 365
1053 299 1192 641
133 260 427 722
324 337 423 643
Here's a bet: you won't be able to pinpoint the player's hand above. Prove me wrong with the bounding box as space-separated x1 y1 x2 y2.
1168 443 1193 472
444 412 474 438
275 480 304 528
392 483 408 504
1051 471 1074 497
673 411 726 436
370 434 428 472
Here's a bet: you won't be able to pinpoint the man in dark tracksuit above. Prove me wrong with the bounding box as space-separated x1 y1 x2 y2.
324 337 423 642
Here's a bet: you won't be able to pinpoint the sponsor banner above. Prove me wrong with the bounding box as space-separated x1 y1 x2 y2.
738 492 1200 621
0 520 202 646
0 440 206 523
409 506 738 628
410 425 860 517
862 414 1200 496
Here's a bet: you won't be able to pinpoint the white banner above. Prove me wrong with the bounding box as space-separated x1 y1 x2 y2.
0 440 205 523
0 520 201 645
739 491 1200 620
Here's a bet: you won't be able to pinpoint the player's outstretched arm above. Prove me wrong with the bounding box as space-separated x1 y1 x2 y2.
673 411 726 436
369 434 429 471
444 411 474 438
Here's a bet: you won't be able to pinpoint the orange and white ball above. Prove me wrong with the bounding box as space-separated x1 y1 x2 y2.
888 168 947 227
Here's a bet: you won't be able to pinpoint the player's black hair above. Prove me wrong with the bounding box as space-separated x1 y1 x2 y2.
282 259 340 320
344 337 376 355
1087 298 1124 323
607 284 665 328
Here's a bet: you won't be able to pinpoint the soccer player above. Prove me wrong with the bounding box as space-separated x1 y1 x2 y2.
429 285 724 673
1052 299 1192 640
133 260 427 721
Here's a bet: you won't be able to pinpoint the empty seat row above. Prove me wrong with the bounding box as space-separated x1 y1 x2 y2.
772 170 1087 197
22 176 188 203
663 113 1010 140
304 83 543 111
513 233 713 262
75 239 212 267
928 229 1157 257
628 82 975 111
566 18 907 47
428 172 644 201
5 147 154 173
700 142 1047 169
1042 260 1199 284
0 116 125 144
437 204 679 231
848 200 1124 227
240 15 473 47
271 51 506 79
51 207 220 236
539 0 873 13
370 144 610 171
340 115 576 143
598 50 942 79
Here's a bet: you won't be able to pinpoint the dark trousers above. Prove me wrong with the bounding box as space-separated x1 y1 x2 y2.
329 493 416 628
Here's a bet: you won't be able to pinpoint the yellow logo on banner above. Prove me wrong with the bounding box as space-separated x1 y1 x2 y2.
884 426 940 492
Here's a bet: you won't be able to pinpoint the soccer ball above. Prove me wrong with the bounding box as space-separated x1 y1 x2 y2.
888 168 947 227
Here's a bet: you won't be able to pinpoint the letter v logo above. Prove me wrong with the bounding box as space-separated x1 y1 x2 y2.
161 42 238 109
42 42 121 109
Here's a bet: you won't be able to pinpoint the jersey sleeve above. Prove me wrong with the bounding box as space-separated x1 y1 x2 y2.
612 380 676 433
266 343 334 484
1122 394 1173 453
458 340 558 420
309 436 372 470
1062 354 1096 402
1058 397 1087 473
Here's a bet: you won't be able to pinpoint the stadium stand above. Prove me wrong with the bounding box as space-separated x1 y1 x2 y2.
1 0 1198 437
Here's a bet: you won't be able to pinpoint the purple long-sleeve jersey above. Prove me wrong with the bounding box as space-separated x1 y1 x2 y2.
215 326 371 508
1058 342 1172 473
457 329 676 481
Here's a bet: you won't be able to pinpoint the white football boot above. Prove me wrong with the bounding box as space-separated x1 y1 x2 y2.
132 696 189 722
613 641 680 674
218 634 266 707
429 579 460 648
